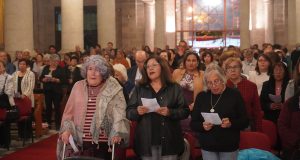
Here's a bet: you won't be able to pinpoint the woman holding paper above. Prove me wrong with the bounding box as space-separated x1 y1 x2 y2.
57 55 130 160
190 63 248 160
260 61 289 124
127 56 189 160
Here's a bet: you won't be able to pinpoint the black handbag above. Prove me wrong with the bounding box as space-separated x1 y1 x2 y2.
6 106 19 122
0 76 11 109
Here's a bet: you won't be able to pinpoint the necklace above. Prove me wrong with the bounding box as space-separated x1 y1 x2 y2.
87 82 103 102
210 92 223 113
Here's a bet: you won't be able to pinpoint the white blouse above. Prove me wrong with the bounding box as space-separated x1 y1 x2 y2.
0 73 15 106
248 71 270 96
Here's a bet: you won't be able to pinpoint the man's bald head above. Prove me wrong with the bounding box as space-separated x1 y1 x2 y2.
135 50 147 70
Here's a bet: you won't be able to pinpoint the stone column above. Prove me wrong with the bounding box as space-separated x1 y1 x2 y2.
61 0 83 53
143 0 155 50
165 0 176 48
239 0 250 49
97 0 116 48
0 0 3 49
4 0 34 54
263 0 274 44
154 0 165 49
296 0 300 44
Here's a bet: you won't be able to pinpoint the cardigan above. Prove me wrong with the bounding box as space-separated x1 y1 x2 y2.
12 70 35 107
60 77 129 146
227 79 263 131
0 73 15 106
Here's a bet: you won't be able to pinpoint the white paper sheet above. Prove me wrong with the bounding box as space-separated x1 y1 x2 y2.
141 98 160 113
201 112 222 125
69 134 79 152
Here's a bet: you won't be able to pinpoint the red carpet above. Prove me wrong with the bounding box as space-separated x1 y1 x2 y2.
0 134 58 160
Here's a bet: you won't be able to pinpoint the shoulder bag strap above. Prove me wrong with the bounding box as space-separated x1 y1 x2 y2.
2 75 8 93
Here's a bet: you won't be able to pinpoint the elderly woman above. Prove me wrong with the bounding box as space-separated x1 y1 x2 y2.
191 63 248 160
224 57 263 131
241 49 257 76
58 55 129 160
113 63 134 96
127 56 189 160
40 54 66 130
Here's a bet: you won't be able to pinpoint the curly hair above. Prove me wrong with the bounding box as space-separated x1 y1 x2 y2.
80 55 111 79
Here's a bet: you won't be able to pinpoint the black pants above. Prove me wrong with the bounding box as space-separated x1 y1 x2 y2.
44 90 62 129
17 118 32 139
0 122 10 148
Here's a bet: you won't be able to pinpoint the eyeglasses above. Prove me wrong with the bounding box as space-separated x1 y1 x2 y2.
146 63 160 69
207 79 223 87
226 65 241 72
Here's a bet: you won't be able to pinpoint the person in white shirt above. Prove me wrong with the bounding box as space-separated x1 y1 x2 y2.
242 49 257 76
249 54 272 96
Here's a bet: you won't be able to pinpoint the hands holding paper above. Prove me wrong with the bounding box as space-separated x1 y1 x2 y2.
156 107 170 116
137 106 149 115
202 117 231 131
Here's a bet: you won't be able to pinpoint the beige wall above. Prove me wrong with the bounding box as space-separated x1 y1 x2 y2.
0 0 4 49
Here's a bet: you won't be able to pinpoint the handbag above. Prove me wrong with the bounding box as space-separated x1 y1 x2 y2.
6 105 20 122
0 76 11 109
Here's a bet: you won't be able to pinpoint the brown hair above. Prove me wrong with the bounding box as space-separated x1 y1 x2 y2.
139 56 174 86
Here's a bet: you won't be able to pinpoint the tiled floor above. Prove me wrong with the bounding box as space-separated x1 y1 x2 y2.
0 129 58 158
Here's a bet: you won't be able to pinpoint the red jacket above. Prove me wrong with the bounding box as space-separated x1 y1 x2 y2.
227 78 263 131
278 97 300 150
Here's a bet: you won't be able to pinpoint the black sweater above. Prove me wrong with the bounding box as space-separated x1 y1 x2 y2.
40 65 66 93
191 87 248 152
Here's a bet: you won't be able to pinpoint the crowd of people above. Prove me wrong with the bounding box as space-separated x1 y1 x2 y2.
0 41 300 160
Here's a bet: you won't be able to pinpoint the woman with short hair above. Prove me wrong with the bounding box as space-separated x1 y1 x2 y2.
58 55 129 159
191 63 248 160
224 57 263 131
40 54 66 130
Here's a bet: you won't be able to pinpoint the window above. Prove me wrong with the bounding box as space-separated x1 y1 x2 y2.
176 0 240 49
